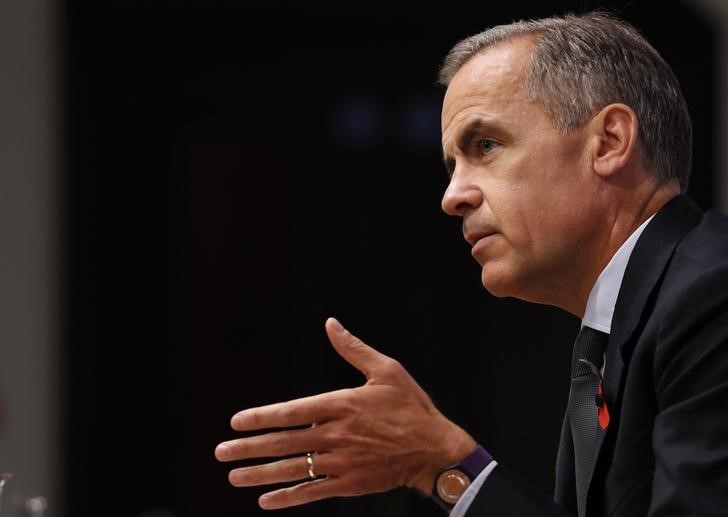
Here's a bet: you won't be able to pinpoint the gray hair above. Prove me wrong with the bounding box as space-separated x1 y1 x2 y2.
438 12 692 191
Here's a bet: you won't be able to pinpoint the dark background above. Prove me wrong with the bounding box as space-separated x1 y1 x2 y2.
62 1 718 516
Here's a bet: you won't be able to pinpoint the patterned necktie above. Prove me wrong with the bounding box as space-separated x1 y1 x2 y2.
568 325 609 517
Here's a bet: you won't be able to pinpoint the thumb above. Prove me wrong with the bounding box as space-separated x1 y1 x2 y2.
325 317 389 379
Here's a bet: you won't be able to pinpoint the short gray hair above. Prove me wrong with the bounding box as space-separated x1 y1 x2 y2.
439 12 692 191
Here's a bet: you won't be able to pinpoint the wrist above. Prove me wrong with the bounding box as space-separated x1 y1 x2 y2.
411 425 477 494
445 431 479 467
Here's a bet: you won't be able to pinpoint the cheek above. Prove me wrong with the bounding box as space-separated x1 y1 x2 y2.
506 189 574 260
493 138 590 266
498 201 539 259
485 154 577 251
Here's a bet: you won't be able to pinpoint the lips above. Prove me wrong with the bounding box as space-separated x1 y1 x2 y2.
464 228 498 263
464 230 496 247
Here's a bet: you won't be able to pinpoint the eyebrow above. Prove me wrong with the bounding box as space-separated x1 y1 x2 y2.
442 117 504 177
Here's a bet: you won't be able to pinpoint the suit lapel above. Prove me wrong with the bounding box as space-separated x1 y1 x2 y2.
585 195 703 499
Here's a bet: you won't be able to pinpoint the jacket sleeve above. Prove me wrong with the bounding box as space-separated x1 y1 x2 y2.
464 465 572 516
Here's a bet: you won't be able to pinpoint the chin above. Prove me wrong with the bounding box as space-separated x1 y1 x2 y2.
480 267 515 298
480 263 538 302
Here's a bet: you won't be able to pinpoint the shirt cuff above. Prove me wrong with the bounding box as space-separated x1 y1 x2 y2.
449 460 498 517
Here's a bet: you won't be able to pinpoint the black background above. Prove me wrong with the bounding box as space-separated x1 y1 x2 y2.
62 1 717 516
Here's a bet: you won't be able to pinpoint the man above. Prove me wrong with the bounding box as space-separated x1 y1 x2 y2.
215 13 728 516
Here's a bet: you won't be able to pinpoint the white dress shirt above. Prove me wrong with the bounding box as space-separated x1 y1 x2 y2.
450 215 654 516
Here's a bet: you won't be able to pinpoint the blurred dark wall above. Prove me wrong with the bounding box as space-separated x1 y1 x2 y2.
62 2 717 516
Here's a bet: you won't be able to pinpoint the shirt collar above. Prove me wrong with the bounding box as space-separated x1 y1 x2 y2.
582 215 655 334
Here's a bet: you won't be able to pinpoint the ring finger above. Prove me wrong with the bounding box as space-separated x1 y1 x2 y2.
229 452 333 487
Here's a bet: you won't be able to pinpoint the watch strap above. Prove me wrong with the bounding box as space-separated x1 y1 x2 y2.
432 445 493 510
459 445 493 479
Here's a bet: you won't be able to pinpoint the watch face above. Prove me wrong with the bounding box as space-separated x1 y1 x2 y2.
436 469 471 504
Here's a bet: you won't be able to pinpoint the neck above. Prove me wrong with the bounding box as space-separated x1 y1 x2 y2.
568 182 681 317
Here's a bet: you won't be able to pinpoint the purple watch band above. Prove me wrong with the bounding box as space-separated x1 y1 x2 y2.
460 445 493 479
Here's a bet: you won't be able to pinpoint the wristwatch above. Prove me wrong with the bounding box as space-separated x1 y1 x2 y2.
432 445 493 510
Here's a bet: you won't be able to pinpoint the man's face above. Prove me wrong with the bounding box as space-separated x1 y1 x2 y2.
441 38 602 308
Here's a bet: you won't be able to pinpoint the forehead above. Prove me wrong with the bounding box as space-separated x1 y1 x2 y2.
441 38 534 135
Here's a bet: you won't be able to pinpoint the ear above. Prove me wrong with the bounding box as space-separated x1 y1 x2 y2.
588 103 639 178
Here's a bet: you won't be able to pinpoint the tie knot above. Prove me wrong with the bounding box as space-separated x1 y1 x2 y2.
571 326 609 378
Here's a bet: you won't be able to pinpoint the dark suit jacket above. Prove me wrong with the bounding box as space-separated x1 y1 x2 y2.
464 195 728 516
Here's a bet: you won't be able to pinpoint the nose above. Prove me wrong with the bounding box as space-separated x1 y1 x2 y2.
441 172 483 217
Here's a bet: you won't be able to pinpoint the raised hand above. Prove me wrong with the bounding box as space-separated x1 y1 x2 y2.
215 317 476 510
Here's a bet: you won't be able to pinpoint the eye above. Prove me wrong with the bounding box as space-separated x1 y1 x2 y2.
478 139 498 155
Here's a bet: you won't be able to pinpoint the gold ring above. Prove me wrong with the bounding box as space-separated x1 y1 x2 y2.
306 452 316 479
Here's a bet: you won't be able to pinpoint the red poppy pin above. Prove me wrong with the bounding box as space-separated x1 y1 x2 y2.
579 358 610 430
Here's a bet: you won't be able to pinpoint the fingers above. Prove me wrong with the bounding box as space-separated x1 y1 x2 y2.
229 452 333 487
227 452 354 511
216 426 324 462
258 476 348 510
230 389 351 431
325 317 391 379
217 318 421 509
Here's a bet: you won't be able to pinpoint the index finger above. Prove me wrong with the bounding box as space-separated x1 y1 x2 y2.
231 388 353 431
